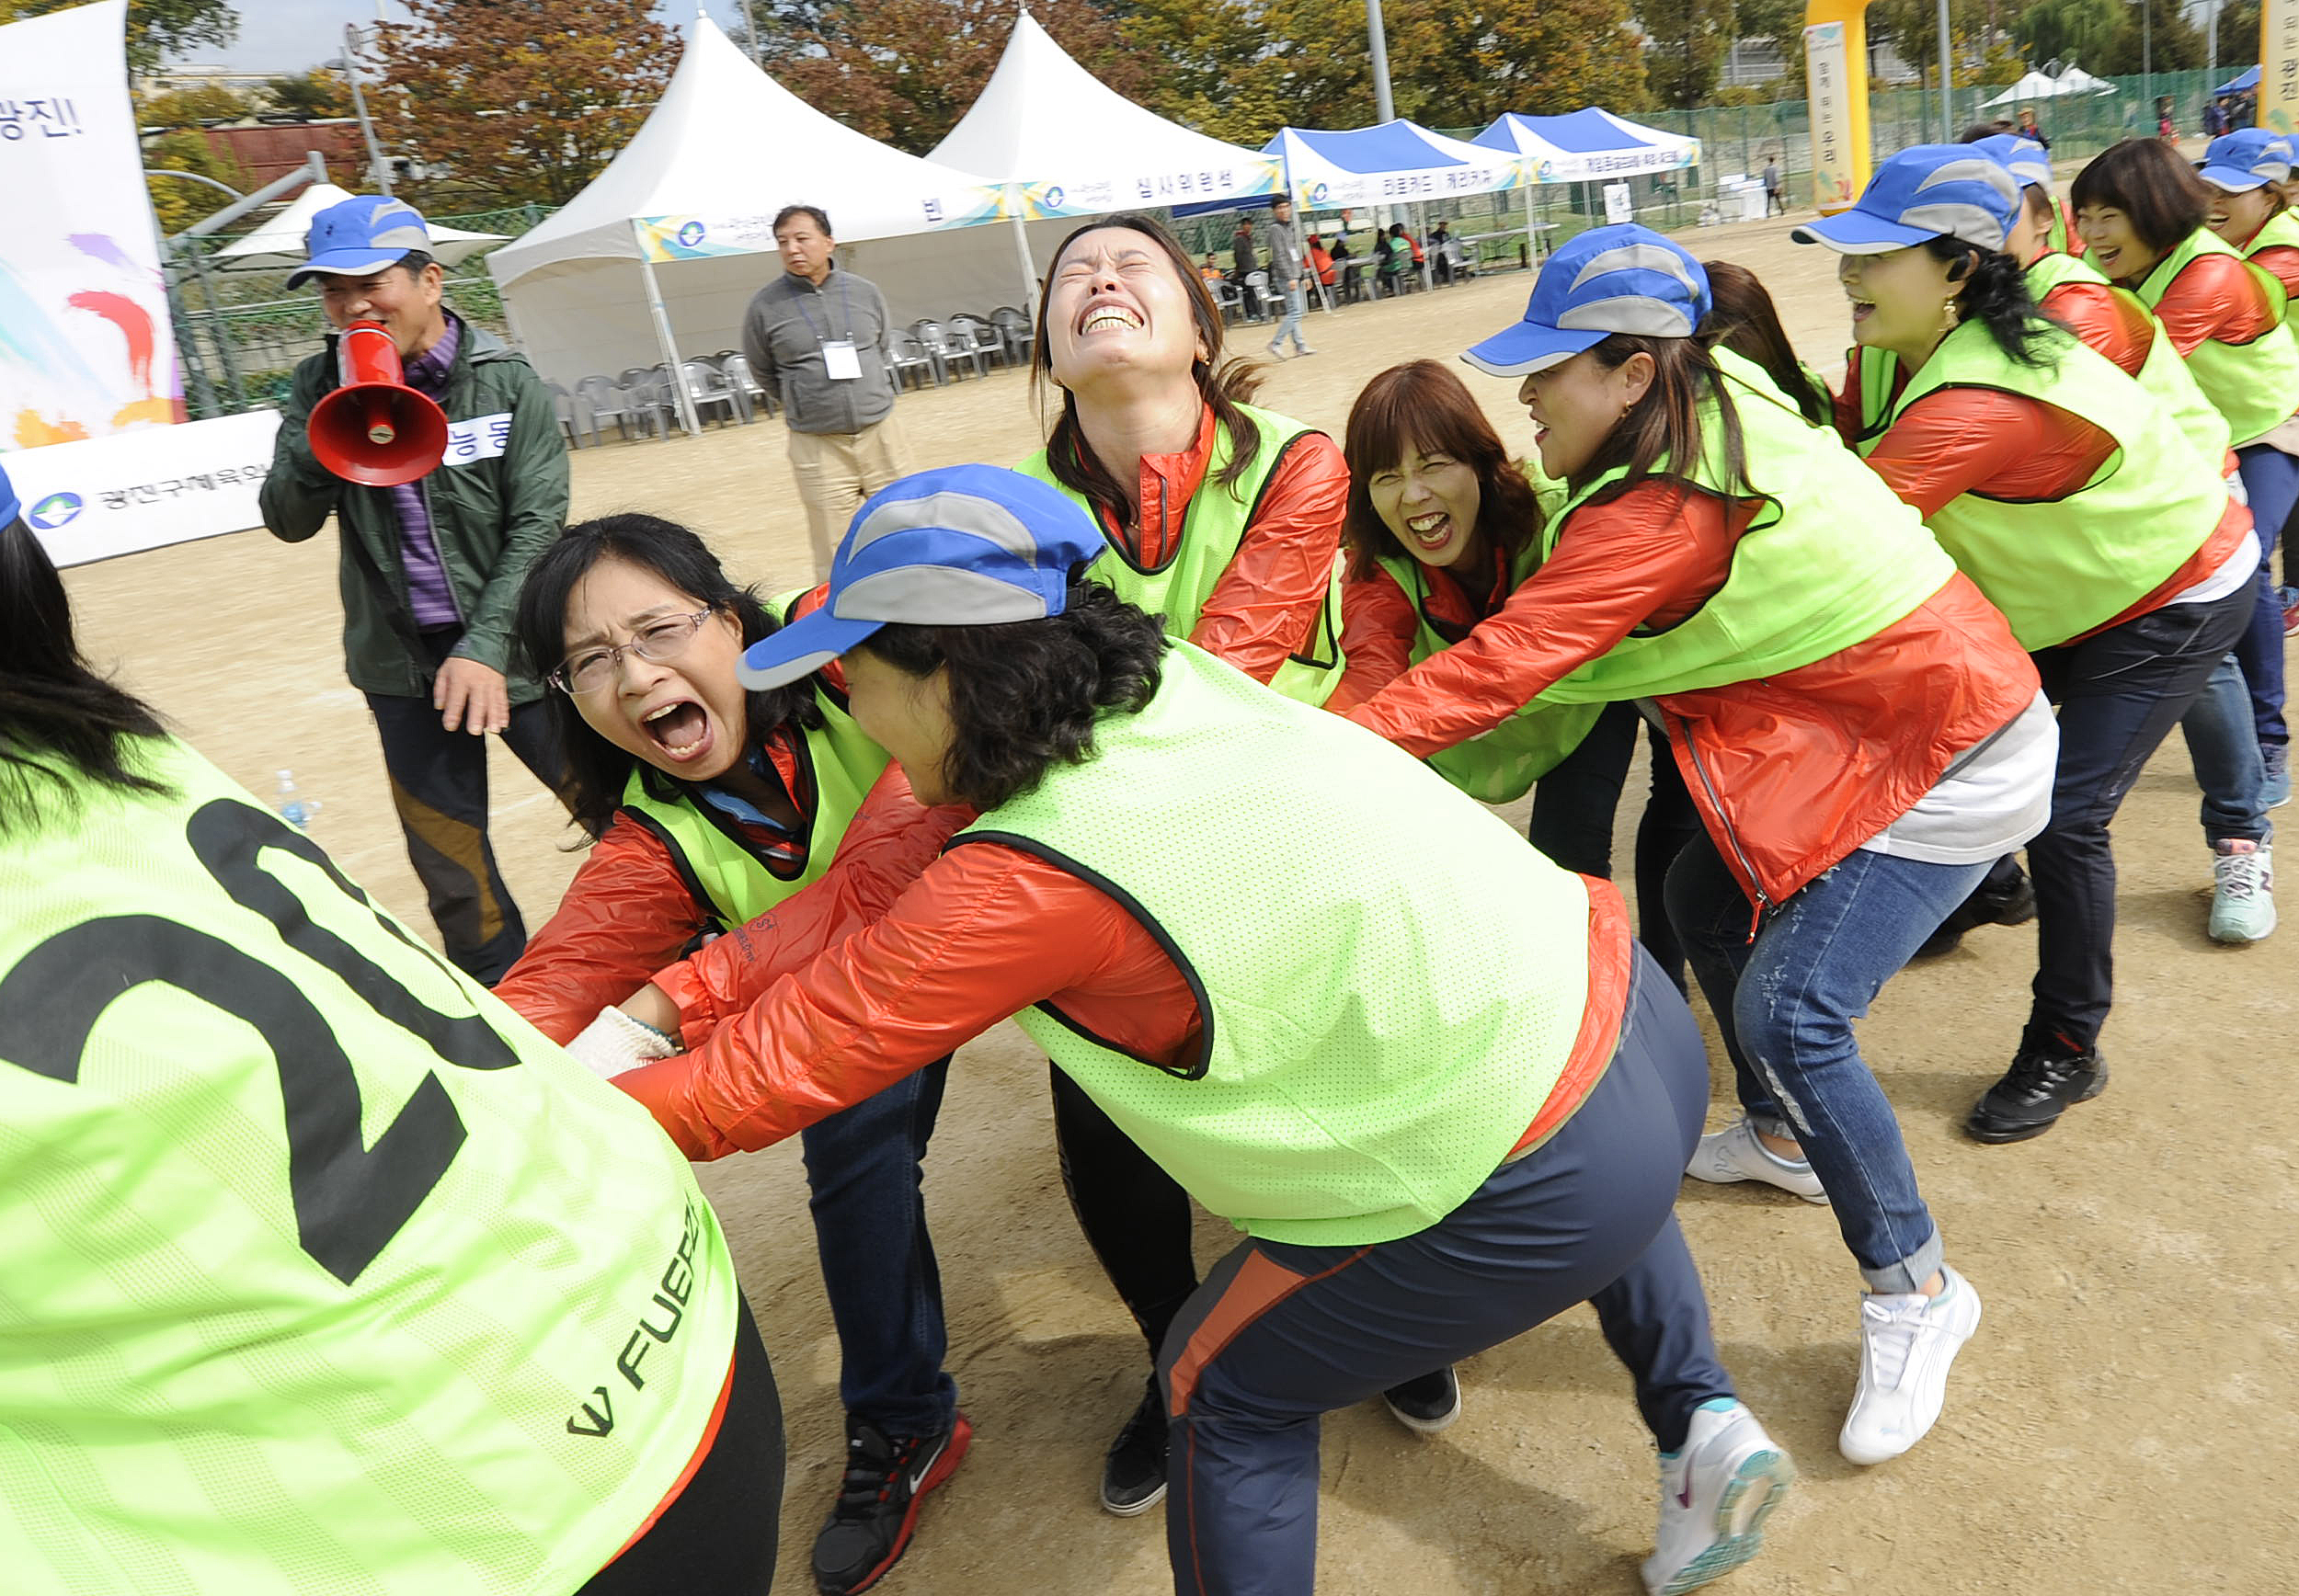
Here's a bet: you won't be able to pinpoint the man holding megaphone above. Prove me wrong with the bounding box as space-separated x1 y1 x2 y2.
260 195 572 985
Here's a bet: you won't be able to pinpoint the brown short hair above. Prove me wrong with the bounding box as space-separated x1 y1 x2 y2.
2070 140 2210 253
1342 360 1543 580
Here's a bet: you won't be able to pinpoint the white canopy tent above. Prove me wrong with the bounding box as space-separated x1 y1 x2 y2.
486 17 1015 426
214 181 508 273
1981 65 2116 108
927 11 1280 291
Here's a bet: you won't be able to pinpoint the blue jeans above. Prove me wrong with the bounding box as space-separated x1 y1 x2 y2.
2030 587 2254 1048
2179 654 2272 845
2232 443 2293 751
1269 283 1309 352
1157 949 1733 1596
798 1059 958 1438
1669 831 1982 1293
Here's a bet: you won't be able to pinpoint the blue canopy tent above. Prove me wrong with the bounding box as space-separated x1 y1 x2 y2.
2217 64 2262 96
1471 108 1702 184
1264 120 1528 285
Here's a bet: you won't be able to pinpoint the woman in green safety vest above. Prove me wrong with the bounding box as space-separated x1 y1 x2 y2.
0 466 778 1593
2074 138 2296 815
494 514 970 1596
1330 357 1699 990
1020 212 1451 1510
586 462 1798 1596
1811 147 2269 1103
1348 223 2054 1469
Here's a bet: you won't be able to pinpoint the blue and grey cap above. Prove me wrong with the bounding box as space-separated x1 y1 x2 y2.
1792 144 2018 255
738 464 1108 690
1462 224 1711 378
1972 133 2053 192
2198 129 2297 192
286 195 433 287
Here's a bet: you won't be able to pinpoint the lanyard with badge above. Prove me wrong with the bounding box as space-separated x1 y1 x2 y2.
795 272 863 382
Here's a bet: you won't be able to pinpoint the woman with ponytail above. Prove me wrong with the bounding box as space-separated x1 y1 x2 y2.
1344 224 2052 1467
1014 214 1452 1510
1805 145 2261 1143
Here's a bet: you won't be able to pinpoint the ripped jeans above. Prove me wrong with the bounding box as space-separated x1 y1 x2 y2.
1668 830 1987 1293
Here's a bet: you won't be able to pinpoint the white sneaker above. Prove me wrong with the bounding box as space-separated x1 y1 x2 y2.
1641 1399 1794 1596
2208 840 2276 943
1685 1118 1829 1204
1838 1265 1982 1465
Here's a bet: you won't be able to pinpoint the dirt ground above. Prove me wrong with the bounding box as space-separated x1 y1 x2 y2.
62 209 2297 1595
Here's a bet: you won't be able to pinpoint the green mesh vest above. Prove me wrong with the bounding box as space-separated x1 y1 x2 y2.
2022 249 2232 466
1529 348 1957 705
2241 210 2299 334
1369 544 1602 802
2133 226 2299 446
1851 318 2229 649
1019 404 1346 705
0 740 737 1593
955 643 1596 1248
619 684 889 929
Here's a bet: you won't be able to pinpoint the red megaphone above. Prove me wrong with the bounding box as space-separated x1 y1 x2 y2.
307 320 451 487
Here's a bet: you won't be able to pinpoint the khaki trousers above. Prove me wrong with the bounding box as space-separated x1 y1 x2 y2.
788 414 909 576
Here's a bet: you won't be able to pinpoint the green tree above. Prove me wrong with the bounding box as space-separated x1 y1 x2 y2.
141 128 251 233
372 0 678 208
1639 0 1735 109
265 69 352 120
3 0 237 73
136 82 255 127
1733 0 1809 99
2093 0 2204 74
2212 0 2260 72
2014 0 2123 71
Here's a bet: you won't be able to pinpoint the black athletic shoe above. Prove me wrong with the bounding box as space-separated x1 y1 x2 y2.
1965 1034 2108 1144
1381 1367 1462 1434
811 1411 971 1595
1101 1375 1168 1516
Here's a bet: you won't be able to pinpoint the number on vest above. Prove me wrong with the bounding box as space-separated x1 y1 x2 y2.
0 801 523 1284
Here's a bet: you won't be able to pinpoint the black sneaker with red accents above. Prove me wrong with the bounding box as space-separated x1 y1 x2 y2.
811 1411 971 1595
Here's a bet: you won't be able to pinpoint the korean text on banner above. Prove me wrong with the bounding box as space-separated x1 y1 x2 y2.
9 411 280 567
0 0 183 452
2267 0 2299 140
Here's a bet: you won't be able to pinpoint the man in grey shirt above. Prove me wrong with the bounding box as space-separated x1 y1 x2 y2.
741 204 909 573
1263 198 1316 359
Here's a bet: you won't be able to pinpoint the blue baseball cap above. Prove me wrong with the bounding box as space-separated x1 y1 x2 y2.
1971 133 2053 192
286 195 433 288
0 459 18 529
1462 224 1710 378
1792 144 2019 254
738 465 1108 690
2198 129 2296 192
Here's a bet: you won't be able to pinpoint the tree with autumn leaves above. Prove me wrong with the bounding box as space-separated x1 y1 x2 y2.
371 0 677 210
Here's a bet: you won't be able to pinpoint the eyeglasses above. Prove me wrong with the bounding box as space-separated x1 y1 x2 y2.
551 609 716 695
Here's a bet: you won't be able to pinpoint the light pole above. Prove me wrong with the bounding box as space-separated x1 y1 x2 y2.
343 22 393 195
1937 0 1955 142
1366 0 1395 122
737 0 761 63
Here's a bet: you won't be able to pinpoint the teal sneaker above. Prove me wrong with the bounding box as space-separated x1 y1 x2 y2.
2209 840 2276 944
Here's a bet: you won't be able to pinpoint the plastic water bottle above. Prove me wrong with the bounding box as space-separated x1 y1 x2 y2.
276 770 321 831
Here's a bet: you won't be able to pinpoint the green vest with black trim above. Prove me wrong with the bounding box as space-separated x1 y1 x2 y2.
954 642 1595 1248
1527 348 1957 705
1369 544 1602 802
618 684 889 930
2132 226 2299 446
2240 210 2299 334
0 739 737 1593
1851 318 2227 650
1019 404 1347 705
2019 249 2231 467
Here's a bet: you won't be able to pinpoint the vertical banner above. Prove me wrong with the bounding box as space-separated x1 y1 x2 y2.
2266 0 2299 140
1803 2 1872 215
0 0 183 452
